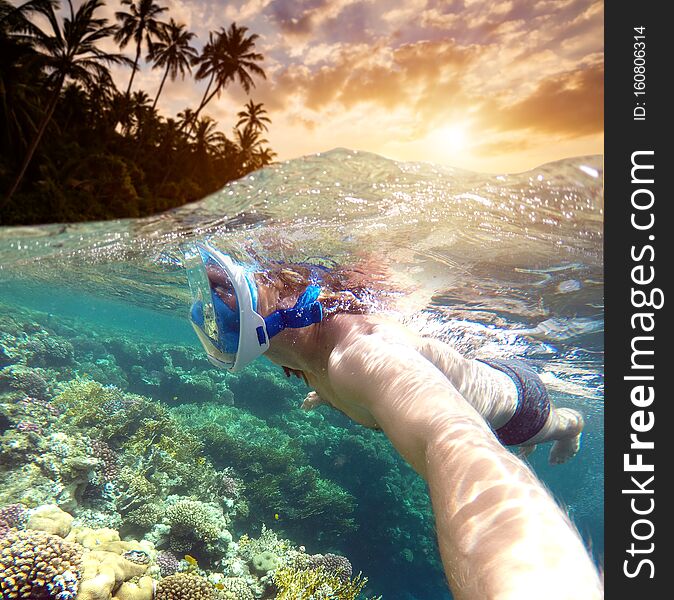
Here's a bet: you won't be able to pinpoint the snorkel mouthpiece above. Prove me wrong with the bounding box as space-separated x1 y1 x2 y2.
184 242 324 371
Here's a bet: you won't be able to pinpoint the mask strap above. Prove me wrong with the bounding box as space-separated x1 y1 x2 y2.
264 285 323 340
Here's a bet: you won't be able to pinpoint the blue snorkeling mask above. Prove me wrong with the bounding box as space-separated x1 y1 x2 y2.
184 242 324 371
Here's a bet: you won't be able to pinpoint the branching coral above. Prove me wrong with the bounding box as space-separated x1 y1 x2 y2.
273 565 372 600
156 550 181 577
54 380 148 441
0 503 28 531
235 524 291 564
294 553 353 583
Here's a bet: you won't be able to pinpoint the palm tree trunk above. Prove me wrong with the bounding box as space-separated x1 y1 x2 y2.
126 41 142 97
178 73 214 135
3 77 64 205
152 64 170 111
186 83 219 136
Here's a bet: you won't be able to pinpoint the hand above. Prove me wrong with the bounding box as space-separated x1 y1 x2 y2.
301 391 327 410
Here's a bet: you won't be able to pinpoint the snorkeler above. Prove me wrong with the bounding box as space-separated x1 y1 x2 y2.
185 242 603 600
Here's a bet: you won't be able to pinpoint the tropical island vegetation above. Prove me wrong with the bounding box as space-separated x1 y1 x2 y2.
0 0 276 225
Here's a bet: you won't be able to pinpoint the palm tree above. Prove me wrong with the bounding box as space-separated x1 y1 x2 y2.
114 0 167 97
128 89 154 135
0 1 43 154
190 23 265 129
190 116 226 157
253 146 277 168
176 107 197 132
234 123 268 168
147 18 197 111
4 0 131 203
236 99 270 132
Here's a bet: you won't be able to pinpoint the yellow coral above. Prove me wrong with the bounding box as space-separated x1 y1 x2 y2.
273 565 371 600
113 576 154 600
64 527 152 600
26 503 74 537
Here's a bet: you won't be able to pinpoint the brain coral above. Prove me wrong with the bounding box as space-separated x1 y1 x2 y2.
251 550 279 574
0 528 84 599
154 573 219 600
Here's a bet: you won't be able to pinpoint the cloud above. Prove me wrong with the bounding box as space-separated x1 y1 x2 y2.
485 61 603 137
225 0 275 22
265 37 481 116
72 0 603 173
269 0 371 38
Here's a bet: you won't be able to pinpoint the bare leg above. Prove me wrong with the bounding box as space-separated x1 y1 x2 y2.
415 336 584 463
414 336 519 427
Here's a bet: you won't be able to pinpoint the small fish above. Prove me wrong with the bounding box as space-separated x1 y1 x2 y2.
274 513 279 520
184 554 198 566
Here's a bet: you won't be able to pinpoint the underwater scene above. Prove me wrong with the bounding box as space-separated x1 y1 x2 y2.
0 149 603 599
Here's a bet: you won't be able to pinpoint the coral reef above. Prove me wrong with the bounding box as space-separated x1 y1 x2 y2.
0 528 84 599
273 565 372 600
154 573 220 600
173 403 357 545
161 497 232 561
1 301 445 597
217 577 254 600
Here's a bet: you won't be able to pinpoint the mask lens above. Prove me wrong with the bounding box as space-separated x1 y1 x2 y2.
184 243 239 367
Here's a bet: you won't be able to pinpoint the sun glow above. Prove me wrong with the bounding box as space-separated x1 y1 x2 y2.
428 123 470 156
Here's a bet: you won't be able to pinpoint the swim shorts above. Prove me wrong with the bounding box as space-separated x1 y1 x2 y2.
478 359 551 446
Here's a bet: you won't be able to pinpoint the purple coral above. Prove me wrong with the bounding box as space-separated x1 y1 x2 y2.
307 553 353 583
16 420 43 434
20 395 61 416
0 503 28 530
219 471 240 499
156 550 181 577
90 439 119 482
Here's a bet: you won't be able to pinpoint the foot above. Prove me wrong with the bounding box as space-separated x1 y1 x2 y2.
549 432 582 464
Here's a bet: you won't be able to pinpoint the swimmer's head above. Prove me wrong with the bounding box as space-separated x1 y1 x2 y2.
184 242 324 371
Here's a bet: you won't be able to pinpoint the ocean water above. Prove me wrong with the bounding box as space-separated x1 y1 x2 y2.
0 149 603 599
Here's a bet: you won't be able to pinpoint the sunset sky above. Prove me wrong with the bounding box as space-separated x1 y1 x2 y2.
105 0 604 173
